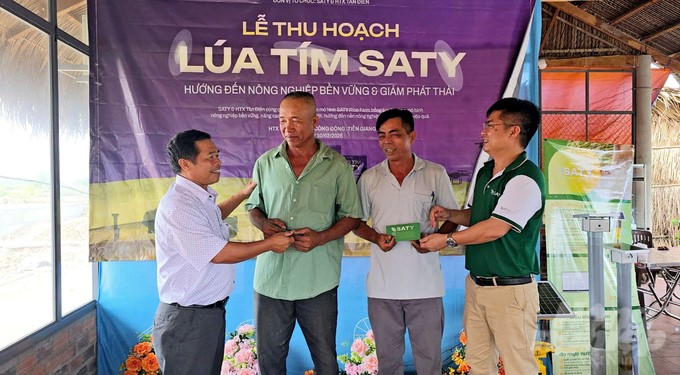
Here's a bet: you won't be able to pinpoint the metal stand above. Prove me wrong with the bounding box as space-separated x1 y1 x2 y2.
610 245 647 375
575 213 612 375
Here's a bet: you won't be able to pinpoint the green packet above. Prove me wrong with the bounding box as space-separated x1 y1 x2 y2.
386 222 421 241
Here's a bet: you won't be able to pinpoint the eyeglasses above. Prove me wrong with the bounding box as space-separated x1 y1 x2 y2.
482 121 503 131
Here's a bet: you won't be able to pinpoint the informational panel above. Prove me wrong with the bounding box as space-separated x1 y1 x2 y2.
89 0 535 260
543 139 654 375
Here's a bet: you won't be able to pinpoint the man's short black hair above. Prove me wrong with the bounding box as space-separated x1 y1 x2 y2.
376 108 414 132
282 91 315 102
486 98 540 148
166 129 211 174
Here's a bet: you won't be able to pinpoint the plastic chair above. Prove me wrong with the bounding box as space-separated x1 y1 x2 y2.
633 229 655 286
632 229 653 248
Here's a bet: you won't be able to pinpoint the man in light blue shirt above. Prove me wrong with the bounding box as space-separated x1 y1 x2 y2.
153 129 293 375
246 92 362 375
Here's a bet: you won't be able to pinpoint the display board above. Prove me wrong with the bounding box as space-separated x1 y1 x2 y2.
89 0 535 260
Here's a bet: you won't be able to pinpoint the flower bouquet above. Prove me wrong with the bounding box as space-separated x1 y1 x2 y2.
338 329 379 375
445 331 470 375
221 324 259 375
444 331 504 375
119 333 161 375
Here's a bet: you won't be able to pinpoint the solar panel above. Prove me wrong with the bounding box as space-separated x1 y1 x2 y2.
538 280 575 319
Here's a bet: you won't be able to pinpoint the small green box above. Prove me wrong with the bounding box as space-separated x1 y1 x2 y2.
386 222 421 241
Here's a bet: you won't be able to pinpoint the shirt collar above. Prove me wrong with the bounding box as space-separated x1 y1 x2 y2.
378 153 425 175
175 175 218 202
484 151 528 171
274 139 333 161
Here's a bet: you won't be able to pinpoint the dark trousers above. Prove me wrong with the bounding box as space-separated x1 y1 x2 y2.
152 302 226 375
254 287 339 375
368 297 444 375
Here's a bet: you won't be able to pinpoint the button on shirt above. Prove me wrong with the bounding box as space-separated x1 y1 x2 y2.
245 140 362 300
357 155 458 299
155 175 234 306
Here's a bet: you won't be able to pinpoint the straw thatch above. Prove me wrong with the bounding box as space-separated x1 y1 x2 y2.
541 1 680 77
0 3 88 137
652 88 680 246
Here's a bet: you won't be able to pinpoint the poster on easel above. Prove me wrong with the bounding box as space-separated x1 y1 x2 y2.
543 139 655 375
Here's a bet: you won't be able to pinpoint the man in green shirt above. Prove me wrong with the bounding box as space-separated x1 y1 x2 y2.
420 98 544 375
245 91 362 375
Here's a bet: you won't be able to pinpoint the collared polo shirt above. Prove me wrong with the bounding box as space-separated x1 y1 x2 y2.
466 152 545 278
245 140 362 300
155 175 234 306
357 155 458 299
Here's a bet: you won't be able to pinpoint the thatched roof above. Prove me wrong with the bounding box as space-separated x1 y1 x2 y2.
541 1 680 81
652 88 680 246
0 1 88 136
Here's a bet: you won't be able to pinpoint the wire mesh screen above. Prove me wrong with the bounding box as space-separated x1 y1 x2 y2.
541 113 632 145
542 113 587 142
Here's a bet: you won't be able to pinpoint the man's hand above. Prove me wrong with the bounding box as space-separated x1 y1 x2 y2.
267 231 295 253
240 180 257 198
262 218 287 238
376 234 396 252
411 239 432 253
292 228 323 252
429 205 451 227
419 233 447 251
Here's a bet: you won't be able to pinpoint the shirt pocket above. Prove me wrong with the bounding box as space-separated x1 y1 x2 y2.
308 182 336 216
413 188 434 229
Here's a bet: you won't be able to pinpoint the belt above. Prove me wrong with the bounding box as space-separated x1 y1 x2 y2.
470 274 533 286
169 297 229 309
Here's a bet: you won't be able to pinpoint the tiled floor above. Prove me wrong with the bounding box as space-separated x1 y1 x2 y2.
642 277 680 374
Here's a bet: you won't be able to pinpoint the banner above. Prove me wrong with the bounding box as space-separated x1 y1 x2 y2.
543 139 654 374
89 0 535 260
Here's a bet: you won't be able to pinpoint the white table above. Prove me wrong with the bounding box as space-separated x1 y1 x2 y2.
640 246 680 322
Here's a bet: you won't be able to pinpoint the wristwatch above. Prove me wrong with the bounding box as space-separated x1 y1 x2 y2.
446 233 458 248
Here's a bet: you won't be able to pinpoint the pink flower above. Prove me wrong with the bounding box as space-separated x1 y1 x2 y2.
237 368 256 375
224 339 239 357
234 348 255 364
221 360 234 374
238 324 256 335
222 327 258 375
345 363 361 375
239 341 253 353
366 330 375 342
363 355 379 374
351 338 368 356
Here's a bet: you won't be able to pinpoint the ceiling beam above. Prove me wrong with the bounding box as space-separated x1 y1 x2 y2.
611 0 658 25
540 9 561 52
541 55 639 69
641 20 680 42
549 2 680 74
542 48 619 54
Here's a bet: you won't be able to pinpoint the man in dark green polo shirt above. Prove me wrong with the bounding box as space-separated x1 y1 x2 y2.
420 98 544 375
